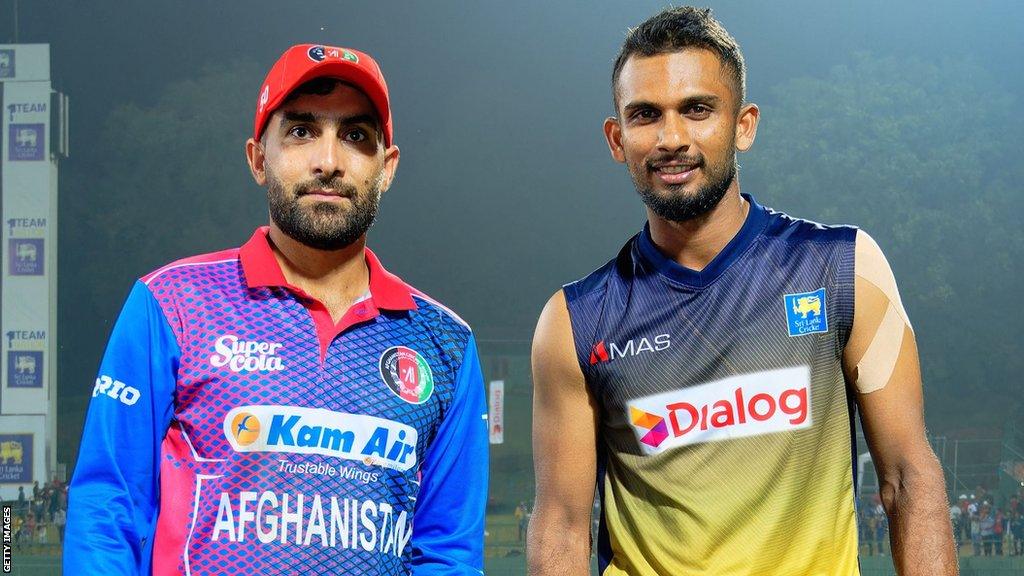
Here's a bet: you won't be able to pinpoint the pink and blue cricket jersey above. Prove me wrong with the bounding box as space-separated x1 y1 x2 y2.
65 227 488 575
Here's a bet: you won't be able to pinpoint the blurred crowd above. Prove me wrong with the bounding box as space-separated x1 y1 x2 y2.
950 487 1024 557
860 486 1024 557
9 478 68 552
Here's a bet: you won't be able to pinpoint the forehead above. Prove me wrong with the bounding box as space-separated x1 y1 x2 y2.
274 83 377 124
616 48 734 109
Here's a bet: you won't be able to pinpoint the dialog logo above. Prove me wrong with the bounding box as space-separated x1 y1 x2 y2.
379 347 434 404
630 407 669 449
223 405 418 471
627 365 812 455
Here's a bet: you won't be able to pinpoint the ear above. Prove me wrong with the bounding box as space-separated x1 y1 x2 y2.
377 144 401 193
245 137 267 186
603 117 626 163
735 103 760 152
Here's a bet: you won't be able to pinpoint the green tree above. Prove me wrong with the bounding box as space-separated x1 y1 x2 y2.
743 54 1023 429
60 61 265 463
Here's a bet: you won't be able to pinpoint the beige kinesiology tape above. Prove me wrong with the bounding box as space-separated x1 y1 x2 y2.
854 232 912 394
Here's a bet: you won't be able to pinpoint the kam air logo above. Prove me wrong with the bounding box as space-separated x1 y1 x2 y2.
784 288 828 336
590 334 670 365
379 347 434 404
627 366 813 455
224 406 418 471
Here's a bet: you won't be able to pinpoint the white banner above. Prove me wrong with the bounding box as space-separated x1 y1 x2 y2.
488 380 504 445
1 77 54 415
0 45 50 83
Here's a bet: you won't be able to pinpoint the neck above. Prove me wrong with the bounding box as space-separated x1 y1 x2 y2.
646 185 748 272
267 221 369 311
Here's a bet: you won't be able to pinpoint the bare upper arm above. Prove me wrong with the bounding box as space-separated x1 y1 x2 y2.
845 231 933 475
531 289 599 525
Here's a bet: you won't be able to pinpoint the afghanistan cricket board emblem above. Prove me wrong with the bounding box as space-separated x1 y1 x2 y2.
379 346 434 404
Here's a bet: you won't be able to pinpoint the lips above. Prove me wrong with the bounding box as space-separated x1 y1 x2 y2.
298 187 353 200
651 163 700 185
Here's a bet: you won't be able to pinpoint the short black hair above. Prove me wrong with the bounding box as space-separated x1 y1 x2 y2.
611 6 745 111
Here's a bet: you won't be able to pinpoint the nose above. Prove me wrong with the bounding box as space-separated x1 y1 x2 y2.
657 111 690 155
310 134 345 180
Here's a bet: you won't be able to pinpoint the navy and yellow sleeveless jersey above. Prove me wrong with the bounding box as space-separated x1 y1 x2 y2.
564 195 860 575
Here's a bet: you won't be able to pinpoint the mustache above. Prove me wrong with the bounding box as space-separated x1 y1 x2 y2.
646 152 704 170
294 177 358 197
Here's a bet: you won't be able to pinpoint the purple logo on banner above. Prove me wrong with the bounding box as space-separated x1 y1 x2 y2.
0 50 13 78
8 124 45 161
0 434 32 483
8 239 44 276
7 351 43 388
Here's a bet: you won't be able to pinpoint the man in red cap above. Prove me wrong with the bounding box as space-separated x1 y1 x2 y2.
65 44 488 575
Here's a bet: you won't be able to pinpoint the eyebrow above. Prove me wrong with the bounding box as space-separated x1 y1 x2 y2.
281 111 378 128
622 94 723 115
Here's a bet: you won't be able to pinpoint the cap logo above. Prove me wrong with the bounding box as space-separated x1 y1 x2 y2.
258 85 270 114
307 45 326 62
342 50 359 63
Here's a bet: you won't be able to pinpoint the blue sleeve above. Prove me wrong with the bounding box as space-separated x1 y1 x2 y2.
64 281 179 575
411 334 489 575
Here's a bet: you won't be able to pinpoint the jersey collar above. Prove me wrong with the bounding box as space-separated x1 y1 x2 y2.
238 226 417 311
636 193 770 289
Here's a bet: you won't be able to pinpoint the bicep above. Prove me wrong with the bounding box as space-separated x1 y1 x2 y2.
845 231 932 473
531 291 599 524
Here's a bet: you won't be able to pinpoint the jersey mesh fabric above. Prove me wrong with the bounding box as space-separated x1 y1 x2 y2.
147 261 466 574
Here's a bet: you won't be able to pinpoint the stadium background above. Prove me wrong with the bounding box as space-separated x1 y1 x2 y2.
1 0 1022 573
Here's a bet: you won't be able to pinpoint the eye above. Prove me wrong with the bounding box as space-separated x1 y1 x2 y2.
686 104 712 119
630 108 660 123
288 125 313 139
345 129 368 143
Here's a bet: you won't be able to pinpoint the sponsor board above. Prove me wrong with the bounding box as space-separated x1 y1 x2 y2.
8 239 43 276
0 434 31 483
7 124 44 161
6 351 42 388
0 50 13 78
488 380 504 444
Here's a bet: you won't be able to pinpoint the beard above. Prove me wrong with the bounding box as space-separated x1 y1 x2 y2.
629 147 737 223
266 167 384 251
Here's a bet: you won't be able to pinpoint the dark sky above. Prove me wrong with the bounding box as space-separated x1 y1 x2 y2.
2 0 1022 463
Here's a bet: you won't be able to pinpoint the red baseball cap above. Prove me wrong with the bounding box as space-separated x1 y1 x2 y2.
253 44 392 147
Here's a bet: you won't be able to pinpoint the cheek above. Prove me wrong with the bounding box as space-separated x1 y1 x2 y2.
621 130 656 161
697 120 735 154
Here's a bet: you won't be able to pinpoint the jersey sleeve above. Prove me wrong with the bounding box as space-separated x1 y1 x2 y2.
64 280 179 575
411 334 489 575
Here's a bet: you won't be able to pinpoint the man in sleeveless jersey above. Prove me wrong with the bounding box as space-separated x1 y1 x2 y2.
529 7 956 575
65 44 488 574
